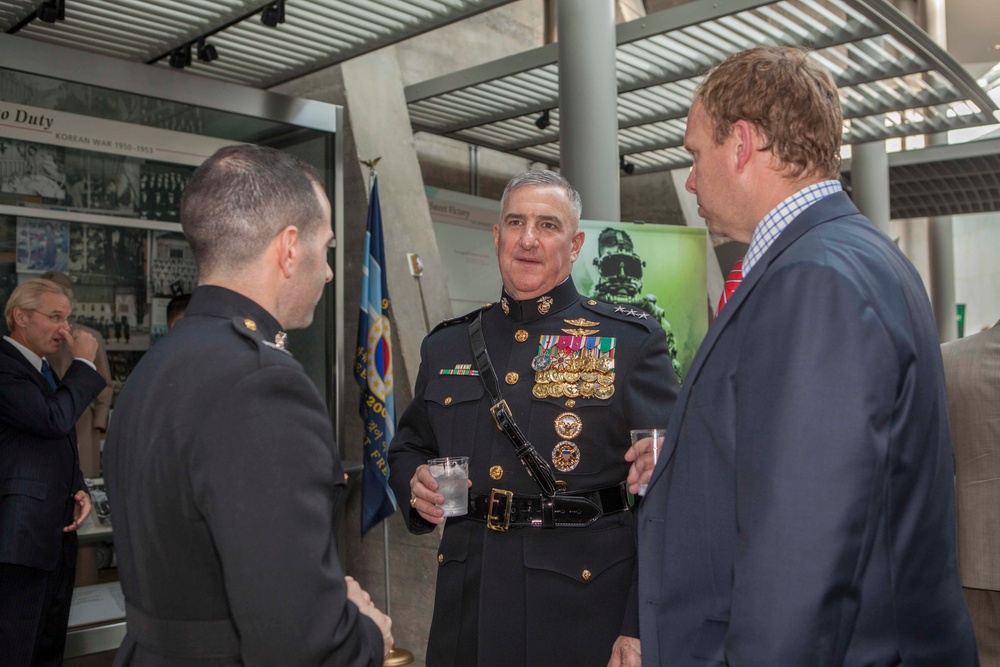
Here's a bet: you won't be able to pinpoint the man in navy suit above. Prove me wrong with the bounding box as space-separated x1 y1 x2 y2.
0 278 106 666
630 46 978 666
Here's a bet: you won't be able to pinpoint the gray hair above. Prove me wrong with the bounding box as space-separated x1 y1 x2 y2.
500 170 583 222
5 279 65 332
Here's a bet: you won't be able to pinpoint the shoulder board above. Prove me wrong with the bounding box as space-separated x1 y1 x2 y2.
429 302 495 335
581 298 661 332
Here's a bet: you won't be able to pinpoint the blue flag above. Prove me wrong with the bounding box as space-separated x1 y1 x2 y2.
355 176 398 535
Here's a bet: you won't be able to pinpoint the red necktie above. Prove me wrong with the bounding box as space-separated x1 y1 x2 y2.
717 258 744 314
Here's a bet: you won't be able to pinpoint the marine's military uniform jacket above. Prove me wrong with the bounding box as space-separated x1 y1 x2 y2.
389 278 679 667
104 286 383 667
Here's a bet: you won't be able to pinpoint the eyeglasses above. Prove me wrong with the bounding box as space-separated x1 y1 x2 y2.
26 310 70 325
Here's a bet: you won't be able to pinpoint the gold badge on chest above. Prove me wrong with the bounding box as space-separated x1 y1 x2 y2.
552 441 581 472
554 412 582 439
537 295 553 314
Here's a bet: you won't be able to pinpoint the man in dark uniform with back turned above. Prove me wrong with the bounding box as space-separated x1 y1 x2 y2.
389 170 679 667
104 144 391 666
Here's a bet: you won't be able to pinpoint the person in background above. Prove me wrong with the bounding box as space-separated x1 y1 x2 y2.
943 318 1000 665
104 144 391 666
632 46 977 665
0 278 105 666
390 169 679 667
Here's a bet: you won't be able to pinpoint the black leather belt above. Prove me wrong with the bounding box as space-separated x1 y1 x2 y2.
466 482 632 531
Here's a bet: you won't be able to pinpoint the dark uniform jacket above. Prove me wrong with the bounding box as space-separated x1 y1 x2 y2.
0 337 104 571
389 278 679 667
104 286 383 666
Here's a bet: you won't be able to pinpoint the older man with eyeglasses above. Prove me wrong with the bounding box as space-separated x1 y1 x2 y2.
0 278 106 667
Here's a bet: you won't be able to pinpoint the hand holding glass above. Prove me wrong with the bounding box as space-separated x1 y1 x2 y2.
631 429 665 495
428 456 469 517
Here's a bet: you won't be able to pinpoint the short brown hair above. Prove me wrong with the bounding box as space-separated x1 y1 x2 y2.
180 144 326 276
696 46 842 179
5 279 66 332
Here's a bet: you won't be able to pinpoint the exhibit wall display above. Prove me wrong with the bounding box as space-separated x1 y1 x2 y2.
426 186 502 316
572 220 708 381
0 101 218 394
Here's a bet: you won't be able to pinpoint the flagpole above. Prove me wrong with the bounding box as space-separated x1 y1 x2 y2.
359 157 413 667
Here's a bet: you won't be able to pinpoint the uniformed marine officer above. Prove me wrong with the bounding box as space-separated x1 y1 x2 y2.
104 144 391 666
389 170 680 667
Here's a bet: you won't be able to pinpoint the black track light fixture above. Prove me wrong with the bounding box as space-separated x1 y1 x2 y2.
169 44 192 69
197 38 219 63
619 155 635 175
534 109 551 131
261 0 286 27
38 0 65 24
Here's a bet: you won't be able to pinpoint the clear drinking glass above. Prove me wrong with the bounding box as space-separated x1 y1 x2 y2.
428 456 469 517
630 429 666 495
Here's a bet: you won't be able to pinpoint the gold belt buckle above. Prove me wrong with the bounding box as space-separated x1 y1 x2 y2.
489 399 511 431
487 488 514 532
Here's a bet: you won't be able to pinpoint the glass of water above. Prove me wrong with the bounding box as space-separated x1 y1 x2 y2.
630 429 666 495
428 456 470 517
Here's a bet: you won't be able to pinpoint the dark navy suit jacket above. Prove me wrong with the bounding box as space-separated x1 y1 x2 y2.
638 192 978 666
0 337 105 571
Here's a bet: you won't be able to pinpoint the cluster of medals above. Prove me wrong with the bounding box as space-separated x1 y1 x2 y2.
531 335 617 401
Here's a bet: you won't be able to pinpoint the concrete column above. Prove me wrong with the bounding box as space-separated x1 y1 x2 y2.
557 0 620 220
920 0 957 341
850 141 891 235
929 217 958 341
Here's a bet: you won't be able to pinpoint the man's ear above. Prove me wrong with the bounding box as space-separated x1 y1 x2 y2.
276 225 300 279
11 306 29 329
733 119 755 172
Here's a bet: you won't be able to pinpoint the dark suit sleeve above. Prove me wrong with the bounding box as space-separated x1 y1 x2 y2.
388 338 440 535
728 262 897 663
189 364 383 667
620 328 680 638
0 359 106 439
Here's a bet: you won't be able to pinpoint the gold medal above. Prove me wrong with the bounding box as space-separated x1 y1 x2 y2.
597 373 614 386
580 371 598 383
564 383 580 398
548 383 565 398
552 441 581 472
580 382 595 398
596 357 612 373
535 371 550 384
554 412 583 439
564 371 580 383
595 383 615 400
532 384 549 399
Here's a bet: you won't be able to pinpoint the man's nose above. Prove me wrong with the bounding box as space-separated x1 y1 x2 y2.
685 168 696 194
519 225 538 248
